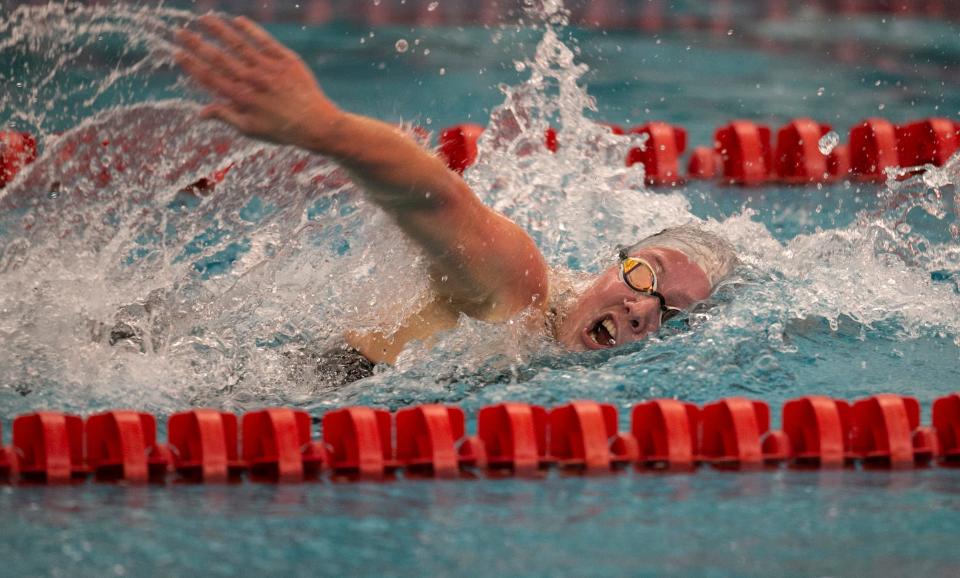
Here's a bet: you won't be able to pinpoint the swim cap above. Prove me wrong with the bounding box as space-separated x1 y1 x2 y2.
624 224 738 288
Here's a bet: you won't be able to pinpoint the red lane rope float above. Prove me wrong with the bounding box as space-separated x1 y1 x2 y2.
168 409 245 483
897 118 959 167
322 406 395 480
548 401 637 472
850 117 900 181
13 412 86 483
395 404 465 478
627 122 687 186
632 399 699 471
933 394 960 466
850 394 937 469
0 422 12 481
470 402 549 476
0 131 38 189
242 408 325 482
781 396 852 468
774 118 833 184
86 411 169 483
3 393 959 485
715 120 773 186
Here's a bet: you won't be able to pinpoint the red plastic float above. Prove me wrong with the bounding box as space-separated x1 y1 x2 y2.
631 399 700 470
12 412 86 483
700 397 788 468
714 120 773 185
849 118 899 181
86 411 169 483
548 401 636 472
781 396 852 468
827 144 851 179
168 409 245 483
896 117 958 167
395 404 466 478
437 124 559 173
774 118 832 183
322 406 395 479
0 423 14 482
850 394 937 468
241 408 325 482
471 402 549 475
687 146 721 180
0 422 14 480
932 393 960 466
0 131 38 188
438 123 484 174
627 122 687 186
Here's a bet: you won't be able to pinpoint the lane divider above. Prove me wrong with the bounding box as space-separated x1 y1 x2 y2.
2 116 954 192
436 116 959 186
1 393 959 484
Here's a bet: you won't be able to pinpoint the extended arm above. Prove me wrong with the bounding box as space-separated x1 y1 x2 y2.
175 16 548 322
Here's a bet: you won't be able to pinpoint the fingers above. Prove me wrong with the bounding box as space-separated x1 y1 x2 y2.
175 51 252 106
198 14 266 66
232 16 288 59
200 103 250 132
176 29 252 85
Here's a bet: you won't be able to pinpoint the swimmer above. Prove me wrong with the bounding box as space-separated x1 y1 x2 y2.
170 15 736 377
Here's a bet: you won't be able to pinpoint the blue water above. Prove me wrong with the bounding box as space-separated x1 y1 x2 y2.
3 471 960 578
2 4 960 576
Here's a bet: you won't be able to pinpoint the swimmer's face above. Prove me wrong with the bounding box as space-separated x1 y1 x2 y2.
556 247 712 351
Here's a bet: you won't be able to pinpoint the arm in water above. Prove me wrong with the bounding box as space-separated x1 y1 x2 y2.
175 15 549 362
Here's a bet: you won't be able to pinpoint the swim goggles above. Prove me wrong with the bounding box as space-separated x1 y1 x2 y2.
617 248 684 324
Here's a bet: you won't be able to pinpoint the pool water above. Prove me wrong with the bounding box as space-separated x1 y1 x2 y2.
1 3 960 576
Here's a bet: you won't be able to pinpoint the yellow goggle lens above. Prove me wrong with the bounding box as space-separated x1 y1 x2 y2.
622 258 656 292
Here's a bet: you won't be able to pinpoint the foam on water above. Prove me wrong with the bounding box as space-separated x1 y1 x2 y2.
0 3 958 418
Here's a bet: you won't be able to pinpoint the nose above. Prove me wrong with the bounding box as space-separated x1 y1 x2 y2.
623 297 661 334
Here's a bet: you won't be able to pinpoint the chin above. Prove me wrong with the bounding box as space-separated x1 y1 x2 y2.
555 316 589 352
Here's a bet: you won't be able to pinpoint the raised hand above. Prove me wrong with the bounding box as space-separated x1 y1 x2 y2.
175 15 341 148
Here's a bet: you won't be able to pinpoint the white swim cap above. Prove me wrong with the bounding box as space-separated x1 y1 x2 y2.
624 224 738 288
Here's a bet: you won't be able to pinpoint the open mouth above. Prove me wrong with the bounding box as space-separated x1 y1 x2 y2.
587 316 617 348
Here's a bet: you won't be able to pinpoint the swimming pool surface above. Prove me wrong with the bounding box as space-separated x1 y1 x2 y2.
1 3 959 576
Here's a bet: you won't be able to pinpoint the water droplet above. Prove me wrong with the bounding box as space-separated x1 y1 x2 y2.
395 39 409 53
727 29 734 36
439 67 446 76
428 2 439 12
818 131 839 155
816 86 825 96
